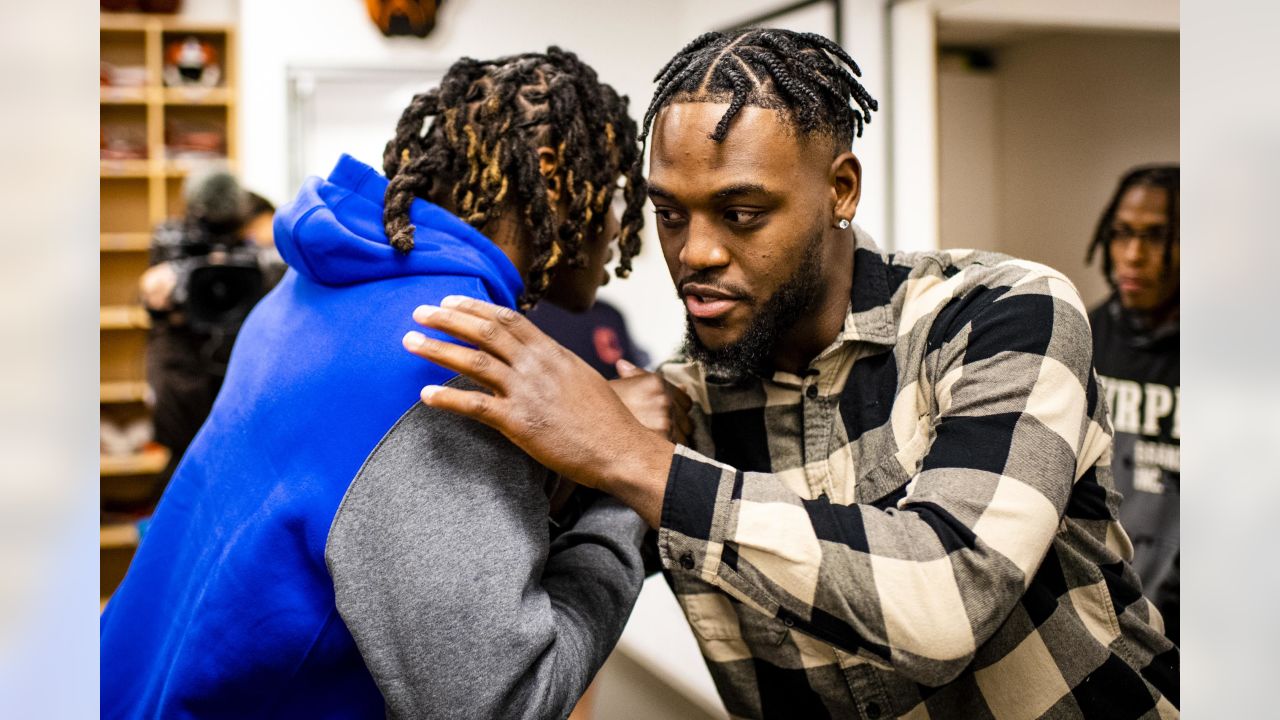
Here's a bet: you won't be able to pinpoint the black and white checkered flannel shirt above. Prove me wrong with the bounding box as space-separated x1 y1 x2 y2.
655 229 1178 720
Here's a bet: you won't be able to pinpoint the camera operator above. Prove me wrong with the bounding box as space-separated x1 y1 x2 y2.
138 169 280 493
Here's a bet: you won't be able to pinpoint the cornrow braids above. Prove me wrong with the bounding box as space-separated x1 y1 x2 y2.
1087 165 1180 287
382 47 645 310
640 28 879 148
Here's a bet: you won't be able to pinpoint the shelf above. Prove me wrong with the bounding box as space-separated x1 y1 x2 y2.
163 158 230 177
99 13 152 32
101 447 170 477
101 232 151 252
100 86 232 106
101 12 235 34
164 86 232 105
100 86 149 104
100 12 235 603
101 305 151 330
100 523 140 549
101 380 149 404
100 160 151 178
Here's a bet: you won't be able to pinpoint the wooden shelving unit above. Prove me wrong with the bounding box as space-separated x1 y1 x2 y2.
101 232 152 252
101 523 141 549
100 12 238 600
100 380 150 404
102 447 171 477
100 305 152 330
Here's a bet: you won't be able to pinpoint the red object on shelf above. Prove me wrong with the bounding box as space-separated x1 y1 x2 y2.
163 37 221 88
165 118 226 159
101 125 148 161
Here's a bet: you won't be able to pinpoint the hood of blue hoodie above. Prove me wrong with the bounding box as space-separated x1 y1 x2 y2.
274 154 523 309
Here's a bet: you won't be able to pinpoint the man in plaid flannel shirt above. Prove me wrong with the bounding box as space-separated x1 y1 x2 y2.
403 29 1178 719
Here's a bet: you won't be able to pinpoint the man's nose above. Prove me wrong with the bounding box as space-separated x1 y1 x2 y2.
679 221 730 270
1117 236 1148 264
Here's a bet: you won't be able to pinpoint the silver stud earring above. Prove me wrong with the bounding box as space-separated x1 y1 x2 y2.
837 218 850 230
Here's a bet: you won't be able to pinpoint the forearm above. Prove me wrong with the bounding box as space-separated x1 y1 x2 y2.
655 445 1060 685
586 428 674 529
538 498 649 679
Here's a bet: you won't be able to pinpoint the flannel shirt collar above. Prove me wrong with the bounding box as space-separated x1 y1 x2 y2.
835 225 897 348
766 227 898 389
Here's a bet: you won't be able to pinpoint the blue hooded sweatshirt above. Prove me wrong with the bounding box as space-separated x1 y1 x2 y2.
100 155 523 719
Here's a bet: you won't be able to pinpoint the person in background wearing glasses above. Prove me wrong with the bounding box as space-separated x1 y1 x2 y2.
1087 165 1180 644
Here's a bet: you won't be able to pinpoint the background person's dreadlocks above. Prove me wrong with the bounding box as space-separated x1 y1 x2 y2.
381 48 646 310
637 28 878 379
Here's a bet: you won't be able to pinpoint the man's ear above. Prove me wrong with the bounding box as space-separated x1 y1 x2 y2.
537 146 562 204
830 151 862 225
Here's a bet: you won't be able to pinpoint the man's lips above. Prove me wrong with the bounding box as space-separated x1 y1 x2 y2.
1116 275 1150 292
681 284 744 320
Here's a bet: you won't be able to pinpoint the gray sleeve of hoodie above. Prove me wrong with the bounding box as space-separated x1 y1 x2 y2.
325 377 648 720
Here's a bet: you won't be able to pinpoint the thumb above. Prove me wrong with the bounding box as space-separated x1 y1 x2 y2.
615 358 645 378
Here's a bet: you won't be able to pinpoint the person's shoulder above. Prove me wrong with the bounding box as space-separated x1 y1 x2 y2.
356 376 536 482
904 248 1073 288
588 299 627 324
891 248 1089 325
326 375 550 566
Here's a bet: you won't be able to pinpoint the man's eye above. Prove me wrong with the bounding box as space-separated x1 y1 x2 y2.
653 208 685 225
724 209 762 225
1112 224 1168 243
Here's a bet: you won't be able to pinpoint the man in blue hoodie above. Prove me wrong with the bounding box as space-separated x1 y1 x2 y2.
101 48 666 719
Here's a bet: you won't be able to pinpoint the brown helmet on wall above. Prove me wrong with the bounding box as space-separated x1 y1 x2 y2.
365 0 444 38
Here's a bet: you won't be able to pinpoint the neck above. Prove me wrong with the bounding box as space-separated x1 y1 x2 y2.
1119 291 1180 330
433 190 529 275
771 228 855 375
485 216 528 275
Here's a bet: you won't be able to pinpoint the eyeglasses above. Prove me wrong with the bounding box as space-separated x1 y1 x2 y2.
1109 224 1171 244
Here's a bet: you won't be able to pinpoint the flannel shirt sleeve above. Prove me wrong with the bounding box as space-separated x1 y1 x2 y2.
657 275 1109 686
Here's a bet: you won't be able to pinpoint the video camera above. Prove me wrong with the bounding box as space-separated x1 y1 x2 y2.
166 170 266 336
170 230 264 335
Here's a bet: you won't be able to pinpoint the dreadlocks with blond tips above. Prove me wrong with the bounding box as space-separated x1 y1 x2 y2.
640 28 879 148
382 47 646 310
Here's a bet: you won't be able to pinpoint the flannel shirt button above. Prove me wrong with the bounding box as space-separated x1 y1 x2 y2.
805 385 818 399
783 617 794 627
864 702 882 718
679 553 695 570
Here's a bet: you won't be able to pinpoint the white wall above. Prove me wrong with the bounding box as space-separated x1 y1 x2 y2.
998 32 1178 306
938 0 1178 32
891 0 941 252
938 64 1000 251
938 31 1179 306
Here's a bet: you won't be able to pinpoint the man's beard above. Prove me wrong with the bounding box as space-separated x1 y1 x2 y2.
681 227 826 383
